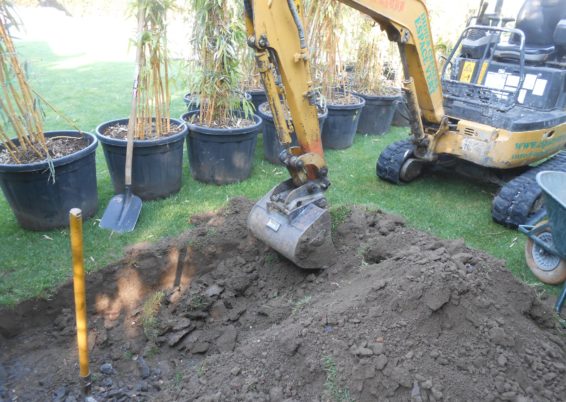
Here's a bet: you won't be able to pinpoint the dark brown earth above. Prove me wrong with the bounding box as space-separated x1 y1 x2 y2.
0 135 87 165
327 92 363 106
1 198 565 402
103 122 182 141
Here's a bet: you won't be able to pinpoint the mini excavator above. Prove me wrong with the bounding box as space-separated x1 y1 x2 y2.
245 0 566 269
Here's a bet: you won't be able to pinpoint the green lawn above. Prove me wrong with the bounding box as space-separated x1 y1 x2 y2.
0 40 549 305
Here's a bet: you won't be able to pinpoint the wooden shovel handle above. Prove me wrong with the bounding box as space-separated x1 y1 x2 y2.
126 7 145 187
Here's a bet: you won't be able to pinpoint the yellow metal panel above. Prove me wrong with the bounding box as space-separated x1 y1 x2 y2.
339 0 445 124
435 121 566 168
459 61 476 83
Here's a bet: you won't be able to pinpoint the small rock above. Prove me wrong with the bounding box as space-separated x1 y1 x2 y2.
422 380 433 390
52 386 66 402
217 326 238 352
205 284 224 298
452 253 473 264
191 342 210 354
543 372 556 382
431 387 443 400
168 328 193 347
135 380 149 392
353 363 376 380
138 356 150 379
100 363 114 375
172 318 192 331
231 367 241 376
101 377 113 388
280 333 301 356
370 343 384 355
497 355 507 367
423 286 451 312
411 382 422 401
489 327 515 347
375 354 388 370
351 346 374 357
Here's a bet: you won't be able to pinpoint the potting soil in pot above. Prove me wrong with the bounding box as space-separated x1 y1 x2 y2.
1 198 565 401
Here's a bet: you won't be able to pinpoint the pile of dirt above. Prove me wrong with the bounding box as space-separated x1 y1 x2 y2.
1 198 565 402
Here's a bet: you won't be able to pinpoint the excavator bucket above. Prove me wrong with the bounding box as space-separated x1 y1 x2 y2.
248 186 336 269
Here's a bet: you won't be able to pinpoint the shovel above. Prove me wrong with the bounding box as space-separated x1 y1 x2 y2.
99 9 144 233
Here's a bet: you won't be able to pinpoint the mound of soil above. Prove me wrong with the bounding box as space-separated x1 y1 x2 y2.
1 198 565 402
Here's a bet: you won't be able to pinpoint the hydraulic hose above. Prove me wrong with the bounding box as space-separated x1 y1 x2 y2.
287 0 307 49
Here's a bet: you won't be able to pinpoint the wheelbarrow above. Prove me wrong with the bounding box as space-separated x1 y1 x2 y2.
519 171 566 314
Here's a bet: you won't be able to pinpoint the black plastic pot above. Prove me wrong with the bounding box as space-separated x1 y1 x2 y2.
96 118 188 201
392 94 410 127
248 89 267 112
0 131 98 231
182 111 262 185
184 92 252 113
354 92 401 135
322 95 365 150
257 102 328 164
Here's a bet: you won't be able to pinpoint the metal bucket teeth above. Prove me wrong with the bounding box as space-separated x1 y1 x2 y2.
248 188 336 269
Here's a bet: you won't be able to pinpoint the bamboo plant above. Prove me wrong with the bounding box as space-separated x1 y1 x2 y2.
189 0 251 127
241 48 262 92
0 3 48 164
353 17 401 96
128 0 176 139
305 0 353 103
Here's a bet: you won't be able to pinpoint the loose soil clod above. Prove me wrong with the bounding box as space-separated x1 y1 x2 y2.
0 198 564 401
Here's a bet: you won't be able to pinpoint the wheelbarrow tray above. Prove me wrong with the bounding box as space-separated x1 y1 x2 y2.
536 171 566 259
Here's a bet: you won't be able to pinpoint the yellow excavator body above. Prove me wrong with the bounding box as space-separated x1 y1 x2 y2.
245 0 566 268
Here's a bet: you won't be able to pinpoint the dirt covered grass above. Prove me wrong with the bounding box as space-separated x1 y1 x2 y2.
1 198 564 402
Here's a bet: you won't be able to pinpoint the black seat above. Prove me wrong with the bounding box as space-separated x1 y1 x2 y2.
494 0 566 62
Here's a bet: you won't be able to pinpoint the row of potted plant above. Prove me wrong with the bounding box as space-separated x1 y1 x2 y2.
0 0 407 232
0 0 264 232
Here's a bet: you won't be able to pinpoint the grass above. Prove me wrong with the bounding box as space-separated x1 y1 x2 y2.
322 355 353 402
0 40 555 305
141 290 164 341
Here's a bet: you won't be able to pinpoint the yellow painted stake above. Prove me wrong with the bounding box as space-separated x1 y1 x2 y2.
69 208 91 394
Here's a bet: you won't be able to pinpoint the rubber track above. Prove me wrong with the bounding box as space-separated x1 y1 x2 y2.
492 150 566 228
376 139 414 184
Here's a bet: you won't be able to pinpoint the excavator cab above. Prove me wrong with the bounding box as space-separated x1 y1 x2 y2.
378 0 566 228
437 0 566 226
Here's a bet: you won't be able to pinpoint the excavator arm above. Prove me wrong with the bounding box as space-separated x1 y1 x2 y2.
245 0 446 268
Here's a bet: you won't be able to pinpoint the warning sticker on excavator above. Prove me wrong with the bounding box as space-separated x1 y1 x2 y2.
459 61 476 83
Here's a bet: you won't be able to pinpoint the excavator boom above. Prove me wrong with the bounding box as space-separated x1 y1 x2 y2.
245 0 447 269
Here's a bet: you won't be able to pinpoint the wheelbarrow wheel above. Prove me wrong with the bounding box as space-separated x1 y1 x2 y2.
525 222 566 285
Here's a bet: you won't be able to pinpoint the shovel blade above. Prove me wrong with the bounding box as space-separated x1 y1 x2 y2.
100 190 142 233
248 188 336 269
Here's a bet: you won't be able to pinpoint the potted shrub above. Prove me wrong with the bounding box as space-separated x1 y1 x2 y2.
95 0 188 201
241 50 266 111
0 5 98 230
256 101 327 164
307 0 365 150
181 0 261 185
352 18 403 135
